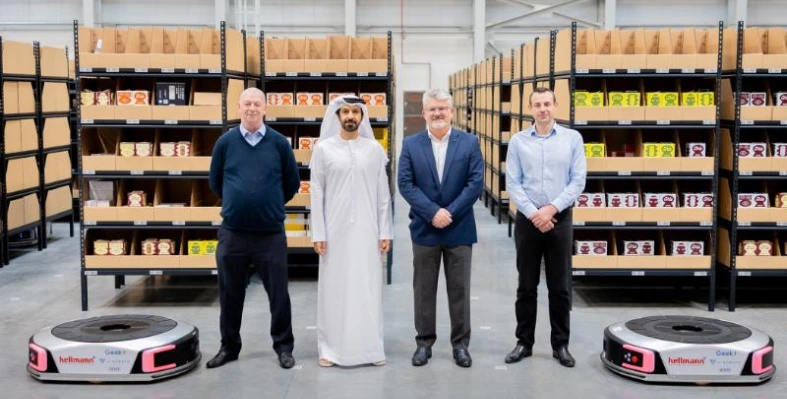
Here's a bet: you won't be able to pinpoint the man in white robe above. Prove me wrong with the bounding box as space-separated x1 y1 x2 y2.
310 96 393 367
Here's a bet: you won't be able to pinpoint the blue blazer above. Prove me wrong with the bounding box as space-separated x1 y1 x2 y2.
398 129 484 247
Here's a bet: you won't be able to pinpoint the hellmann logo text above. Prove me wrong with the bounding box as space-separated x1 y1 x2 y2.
668 357 706 365
59 356 95 364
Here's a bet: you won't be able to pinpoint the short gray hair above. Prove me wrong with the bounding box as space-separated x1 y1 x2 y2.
239 87 266 104
422 88 453 108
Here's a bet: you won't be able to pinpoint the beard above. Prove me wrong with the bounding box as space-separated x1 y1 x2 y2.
342 120 359 132
430 119 448 130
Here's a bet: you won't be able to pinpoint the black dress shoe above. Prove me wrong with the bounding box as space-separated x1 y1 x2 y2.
504 344 533 364
453 348 472 368
552 346 575 368
412 346 432 366
278 352 296 369
206 350 238 369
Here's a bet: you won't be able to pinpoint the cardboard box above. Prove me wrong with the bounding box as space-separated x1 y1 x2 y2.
575 240 608 256
646 92 680 107
775 92 787 107
685 142 707 157
575 193 605 208
643 193 678 208
774 193 787 208
127 191 147 207
622 241 656 256
748 92 767 107
737 143 768 157
299 181 311 194
155 82 186 105
328 92 355 103
3 82 19 114
267 93 294 106
299 137 315 150
295 92 324 106
643 143 676 157
738 193 769 208
193 92 222 106
42 83 70 112
671 241 705 256
738 240 772 256
360 93 387 106
135 142 153 157
607 92 641 107
607 193 639 208
574 91 604 107
17 82 35 113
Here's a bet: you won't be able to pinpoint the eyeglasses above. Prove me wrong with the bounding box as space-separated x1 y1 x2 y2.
425 107 451 114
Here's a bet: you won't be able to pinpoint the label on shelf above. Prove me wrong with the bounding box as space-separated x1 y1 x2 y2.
702 171 713 176
81 119 94 124
107 67 120 73
694 271 708 277
211 270 218 275
265 72 276 77
212 221 222 226
575 121 588 125
704 68 718 74
780 171 787 176
377 117 389 122
618 171 631 176
619 120 632 125
738 271 752 277
286 72 297 77
576 69 589 74
79 67 92 73
741 120 754 125
150 270 163 275
161 68 175 73
768 68 781 74
743 68 757 74
209 120 222 125
602 69 615 74
740 171 753 176
83 170 95 175
373 72 387 77
573 221 585 226
84 221 96 226
126 119 140 124
780 121 787 125
631 271 645 276
337 72 348 77
657 221 670 226
703 120 715 125
173 221 186 226
573 270 586 276
163 120 180 125
130 170 144 175
134 221 147 226
656 68 669 74
777 222 787 227
700 221 713 226
358 72 369 77
84 270 98 276
627 69 641 74
656 120 670 125
134 68 148 73
612 221 625 226
657 171 670 176
208 68 221 74
681 68 694 74
267 117 277 122
168 171 182 175
309 72 322 77
304 117 316 122
186 68 199 74
738 221 751 226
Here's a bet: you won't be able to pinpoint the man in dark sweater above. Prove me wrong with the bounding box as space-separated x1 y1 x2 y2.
207 87 300 370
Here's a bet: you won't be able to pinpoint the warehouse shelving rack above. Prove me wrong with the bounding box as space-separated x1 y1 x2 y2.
718 21 787 311
75 21 250 310
1 39 44 266
259 31 397 284
551 22 724 311
449 67 473 134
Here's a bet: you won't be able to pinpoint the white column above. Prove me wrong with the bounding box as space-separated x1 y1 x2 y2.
474 0 485 62
215 0 227 29
82 0 94 27
603 0 616 30
345 0 356 36
727 0 747 25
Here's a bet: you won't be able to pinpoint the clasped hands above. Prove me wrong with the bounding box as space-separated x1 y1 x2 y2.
529 205 559 233
313 240 391 256
431 208 452 229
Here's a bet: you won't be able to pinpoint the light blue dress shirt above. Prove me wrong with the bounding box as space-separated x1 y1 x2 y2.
505 122 587 219
239 124 267 146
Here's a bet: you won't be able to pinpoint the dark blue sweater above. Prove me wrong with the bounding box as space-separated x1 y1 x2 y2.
209 126 300 232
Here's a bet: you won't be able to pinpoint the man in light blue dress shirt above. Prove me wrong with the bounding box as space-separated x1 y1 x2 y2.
503 87 586 368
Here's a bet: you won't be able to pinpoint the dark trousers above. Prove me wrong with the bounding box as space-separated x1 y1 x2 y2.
513 209 572 350
412 243 472 350
216 227 294 355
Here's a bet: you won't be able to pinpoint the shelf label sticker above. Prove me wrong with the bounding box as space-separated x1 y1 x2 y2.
619 120 632 125
602 69 615 74
84 221 96 226
656 68 669 74
134 221 148 226
576 69 589 74
265 72 276 77
626 69 641 74
168 170 182 175
768 68 781 74
212 221 222 226
704 68 718 74
656 120 670 125
172 221 186 226
681 68 694 74
150 270 163 276
267 117 277 122
780 120 787 125
612 221 626 226
209 120 222 125
780 171 787 176
134 68 148 73
106 67 120 73
573 221 585 226
208 68 221 74
657 171 670 176
738 221 751 226
81 119 94 124
161 68 175 73
79 67 92 73
743 68 757 74
126 119 140 124
575 121 588 125
738 271 752 277
309 72 322 77
186 68 199 74
657 221 671 226
377 117 389 122
740 171 753 176
703 120 715 125
694 271 708 276
374 72 387 76
130 170 144 175
211 270 218 275
777 222 787 227
618 171 631 176
631 271 645 276
83 170 95 175
164 120 178 125
84 270 98 276
358 72 369 77
285 72 297 77
304 117 316 122
700 221 712 226
336 72 348 77
573 270 586 276
741 120 754 125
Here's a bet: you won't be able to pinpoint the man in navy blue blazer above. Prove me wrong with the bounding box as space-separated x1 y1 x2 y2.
398 88 484 368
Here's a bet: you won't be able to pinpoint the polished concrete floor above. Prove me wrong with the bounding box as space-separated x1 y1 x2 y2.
1 197 786 398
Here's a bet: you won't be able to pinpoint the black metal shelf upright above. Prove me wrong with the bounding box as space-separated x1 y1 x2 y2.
259 31 396 284
478 54 511 224
1 38 44 266
75 21 247 310
718 21 787 311
551 21 724 311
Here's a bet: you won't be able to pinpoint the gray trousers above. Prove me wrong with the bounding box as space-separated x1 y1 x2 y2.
412 243 472 350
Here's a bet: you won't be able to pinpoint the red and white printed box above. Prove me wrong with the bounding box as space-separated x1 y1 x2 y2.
684 143 706 157
622 240 655 256
772 143 787 158
359 93 387 106
737 143 768 157
607 193 639 208
299 137 315 150
776 92 787 106
296 92 324 106
575 193 605 208
575 240 608 256
643 193 678 208
737 193 769 208
299 181 311 194
267 93 294 106
328 92 356 102
749 92 767 107
671 241 704 256
775 193 787 208
683 193 714 208
737 92 750 106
